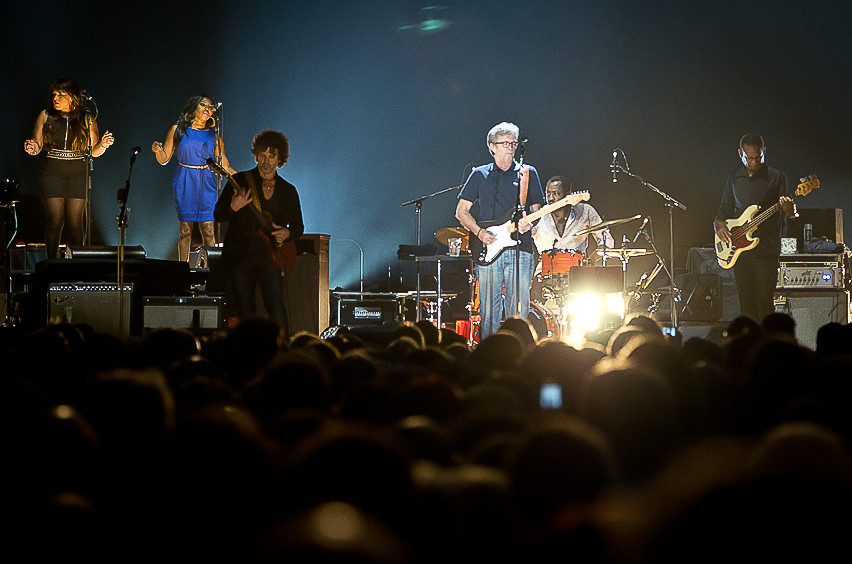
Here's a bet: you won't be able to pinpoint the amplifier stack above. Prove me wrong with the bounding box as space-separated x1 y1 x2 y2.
775 253 850 350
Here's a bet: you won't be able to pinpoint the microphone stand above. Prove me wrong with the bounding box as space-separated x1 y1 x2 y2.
513 140 528 319
214 102 224 244
116 149 140 339
1 178 19 326
83 95 98 247
400 182 463 320
612 159 687 327
338 239 364 298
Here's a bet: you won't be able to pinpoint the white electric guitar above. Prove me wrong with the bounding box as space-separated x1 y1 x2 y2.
469 191 590 265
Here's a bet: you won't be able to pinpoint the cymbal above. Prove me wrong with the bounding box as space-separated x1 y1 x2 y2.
595 248 654 258
435 226 470 246
575 214 642 236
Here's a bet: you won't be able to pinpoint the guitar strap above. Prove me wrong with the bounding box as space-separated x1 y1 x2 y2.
244 173 263 212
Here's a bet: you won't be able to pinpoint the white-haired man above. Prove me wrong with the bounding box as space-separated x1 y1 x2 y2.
456 122 545 339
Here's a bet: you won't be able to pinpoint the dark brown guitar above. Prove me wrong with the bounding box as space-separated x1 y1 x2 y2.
207 158 297 270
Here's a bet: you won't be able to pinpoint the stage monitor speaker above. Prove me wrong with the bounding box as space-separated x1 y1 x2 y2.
143 296 227 332
64 245 147 259
12 243 67 271
774 290 849 350
48 282 133 337
189 246 230 296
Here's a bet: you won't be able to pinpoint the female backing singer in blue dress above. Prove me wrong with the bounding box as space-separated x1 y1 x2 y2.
151 95 237 261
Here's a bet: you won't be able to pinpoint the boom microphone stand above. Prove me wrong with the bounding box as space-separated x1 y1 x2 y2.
214 101 224 244
611 148 687 328
400 182 463 320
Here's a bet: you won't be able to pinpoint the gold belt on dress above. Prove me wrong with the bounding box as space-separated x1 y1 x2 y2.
46 149 85 160
178 162 210 169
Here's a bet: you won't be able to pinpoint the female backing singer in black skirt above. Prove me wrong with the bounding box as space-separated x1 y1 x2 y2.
24 76 114 258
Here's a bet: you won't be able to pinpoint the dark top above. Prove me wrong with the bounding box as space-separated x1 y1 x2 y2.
214 166 304 267
458 160 545 253
716 164 790 257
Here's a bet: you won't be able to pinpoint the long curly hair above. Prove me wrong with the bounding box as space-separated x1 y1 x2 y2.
42 76 90 151
172 94 219 150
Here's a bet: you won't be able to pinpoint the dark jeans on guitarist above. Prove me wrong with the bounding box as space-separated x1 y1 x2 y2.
733 249 778 322
229 253 289 334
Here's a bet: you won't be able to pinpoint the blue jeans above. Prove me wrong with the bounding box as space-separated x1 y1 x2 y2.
476 250 534 339
229 253 289 333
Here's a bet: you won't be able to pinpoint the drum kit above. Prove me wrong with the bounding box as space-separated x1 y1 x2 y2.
434 213 660 341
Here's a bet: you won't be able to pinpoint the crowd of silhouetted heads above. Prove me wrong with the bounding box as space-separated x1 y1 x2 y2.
3 310 852 563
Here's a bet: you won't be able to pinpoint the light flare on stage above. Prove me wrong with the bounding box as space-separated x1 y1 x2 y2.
565 292 625 333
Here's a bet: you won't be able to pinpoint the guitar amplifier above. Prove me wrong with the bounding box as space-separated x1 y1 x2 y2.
336 293 402 327
774 290 850 350
142 296 227 332
48 282 134 337
777 254 846 289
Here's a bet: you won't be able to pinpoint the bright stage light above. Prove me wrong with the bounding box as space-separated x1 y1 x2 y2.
565 292 625 332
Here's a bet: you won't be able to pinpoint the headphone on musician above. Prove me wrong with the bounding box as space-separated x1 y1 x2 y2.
738 134 766 166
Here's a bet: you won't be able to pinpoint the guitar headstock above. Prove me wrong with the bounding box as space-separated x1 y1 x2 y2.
205 157 228 177
796 174 819 197
568 190 591 203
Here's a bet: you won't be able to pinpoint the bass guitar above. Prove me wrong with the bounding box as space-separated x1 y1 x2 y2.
469 191 590 266
715 175 819 269
206 158 297 270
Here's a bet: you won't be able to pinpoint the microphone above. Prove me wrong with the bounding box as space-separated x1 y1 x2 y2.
130 146 141 156
216 102 223 109
611 150 618 183
632 217 649 243
517 136 527 164
81 90 92 101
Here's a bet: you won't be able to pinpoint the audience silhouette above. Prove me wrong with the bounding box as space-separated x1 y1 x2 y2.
4 308 852 563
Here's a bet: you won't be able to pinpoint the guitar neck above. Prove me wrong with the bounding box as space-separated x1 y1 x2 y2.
742 183 809 232
745 201 782 232
208 161 273 230
516 192 590 226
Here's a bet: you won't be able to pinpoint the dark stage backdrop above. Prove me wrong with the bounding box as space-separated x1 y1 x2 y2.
3 1 851 292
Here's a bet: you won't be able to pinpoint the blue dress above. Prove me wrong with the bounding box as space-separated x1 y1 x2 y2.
172 128 218 222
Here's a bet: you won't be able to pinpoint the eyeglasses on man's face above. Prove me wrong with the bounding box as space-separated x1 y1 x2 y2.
492 140 518 149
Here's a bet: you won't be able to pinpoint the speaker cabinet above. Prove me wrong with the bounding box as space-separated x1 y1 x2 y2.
48 283 133 337
283 234 330 335
143 296 227 332
774 290 850 350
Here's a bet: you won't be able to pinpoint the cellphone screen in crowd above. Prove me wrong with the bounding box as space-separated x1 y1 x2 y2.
539 382 562 409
